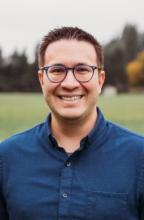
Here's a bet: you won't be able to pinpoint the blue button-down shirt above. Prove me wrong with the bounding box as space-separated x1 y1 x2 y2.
0 108 144 220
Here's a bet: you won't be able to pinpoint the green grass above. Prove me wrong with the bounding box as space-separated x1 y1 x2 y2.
98 94 144 135
0 93 144 140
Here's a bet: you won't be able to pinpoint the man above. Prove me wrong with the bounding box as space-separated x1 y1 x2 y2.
0 27 144 220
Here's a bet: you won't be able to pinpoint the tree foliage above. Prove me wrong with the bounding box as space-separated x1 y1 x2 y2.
0 49 40 92
126 51 144 86
104 39 128 92
104 24 144 91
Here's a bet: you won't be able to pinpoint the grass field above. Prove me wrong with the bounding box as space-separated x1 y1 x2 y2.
0 93 144 140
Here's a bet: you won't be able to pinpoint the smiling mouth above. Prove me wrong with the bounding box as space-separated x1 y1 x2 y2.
58 95 83 101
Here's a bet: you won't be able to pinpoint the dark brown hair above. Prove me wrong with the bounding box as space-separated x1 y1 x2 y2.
38 26 104 68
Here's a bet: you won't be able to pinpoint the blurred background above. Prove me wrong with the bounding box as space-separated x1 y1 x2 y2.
0 0 144 140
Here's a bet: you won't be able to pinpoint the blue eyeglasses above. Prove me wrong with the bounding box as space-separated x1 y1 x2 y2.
39 64 101 83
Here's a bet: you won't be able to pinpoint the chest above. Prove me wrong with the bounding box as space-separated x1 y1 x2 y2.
4 151 139 220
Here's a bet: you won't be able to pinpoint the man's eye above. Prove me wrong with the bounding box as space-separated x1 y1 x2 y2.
49 67 65 74
76 66 90 73
78 68 88 71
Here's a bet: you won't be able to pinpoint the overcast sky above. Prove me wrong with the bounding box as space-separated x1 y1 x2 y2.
0 0 143 61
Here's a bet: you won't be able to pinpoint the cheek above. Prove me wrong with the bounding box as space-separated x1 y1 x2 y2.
90 77 102 95
42 82 58 98
83 81 99 95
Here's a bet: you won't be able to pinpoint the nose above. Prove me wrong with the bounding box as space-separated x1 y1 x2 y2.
60 70 80 89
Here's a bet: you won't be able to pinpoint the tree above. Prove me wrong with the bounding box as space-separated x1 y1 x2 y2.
104 39 128 92
28 44 41 92
122 24 139 62
126 51 144 86
0 48 3 66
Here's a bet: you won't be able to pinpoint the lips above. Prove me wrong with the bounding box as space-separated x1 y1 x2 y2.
58 95 83 101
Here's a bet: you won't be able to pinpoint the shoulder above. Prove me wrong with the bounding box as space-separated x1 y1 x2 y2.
108 120 144 139
0 122 47 185
0 122 45 156
107 120 144 149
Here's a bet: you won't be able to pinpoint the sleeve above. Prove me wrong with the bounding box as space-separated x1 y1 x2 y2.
137 144 144 220
138 190 144 219
0 157 9 220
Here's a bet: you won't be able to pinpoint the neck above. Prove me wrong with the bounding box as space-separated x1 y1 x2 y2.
51 110 98 153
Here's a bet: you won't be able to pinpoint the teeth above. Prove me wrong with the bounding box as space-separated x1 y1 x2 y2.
60 96 82 101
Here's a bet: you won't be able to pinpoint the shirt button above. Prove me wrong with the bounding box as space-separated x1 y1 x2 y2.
66 162 71 167
62 192 68 198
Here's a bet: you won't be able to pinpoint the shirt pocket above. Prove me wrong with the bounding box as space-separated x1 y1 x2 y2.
86 191 128 220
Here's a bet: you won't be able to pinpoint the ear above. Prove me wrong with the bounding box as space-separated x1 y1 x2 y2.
98 70 105 94
38 70 44 86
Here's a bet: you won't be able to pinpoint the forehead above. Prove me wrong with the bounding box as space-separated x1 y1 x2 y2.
44 39 97 65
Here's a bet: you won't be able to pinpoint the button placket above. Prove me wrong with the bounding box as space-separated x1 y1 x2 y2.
58 160 73 218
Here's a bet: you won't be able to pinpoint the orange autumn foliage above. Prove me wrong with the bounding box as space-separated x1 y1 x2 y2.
126 51 144 86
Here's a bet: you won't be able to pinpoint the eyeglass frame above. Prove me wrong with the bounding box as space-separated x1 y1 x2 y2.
39 64 102 83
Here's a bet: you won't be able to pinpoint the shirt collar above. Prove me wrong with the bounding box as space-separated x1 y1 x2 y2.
44 107 108 151
87 107 107 142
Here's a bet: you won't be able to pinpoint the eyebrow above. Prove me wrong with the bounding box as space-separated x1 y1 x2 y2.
47 62 90 67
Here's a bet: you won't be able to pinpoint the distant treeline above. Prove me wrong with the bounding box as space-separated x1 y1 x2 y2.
0 24 144 92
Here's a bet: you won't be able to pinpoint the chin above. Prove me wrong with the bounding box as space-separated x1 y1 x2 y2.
55 110 85 121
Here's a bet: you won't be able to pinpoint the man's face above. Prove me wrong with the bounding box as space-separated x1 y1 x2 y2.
38 39 105 121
